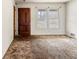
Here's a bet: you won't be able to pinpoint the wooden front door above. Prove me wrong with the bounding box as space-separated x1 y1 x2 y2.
18 8 30 37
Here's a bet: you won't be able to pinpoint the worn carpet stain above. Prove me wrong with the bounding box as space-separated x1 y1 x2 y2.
3 36 77 59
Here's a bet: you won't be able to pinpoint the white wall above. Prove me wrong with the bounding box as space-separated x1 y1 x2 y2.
66 0 77 38
2 0 14 56
15 3 66 35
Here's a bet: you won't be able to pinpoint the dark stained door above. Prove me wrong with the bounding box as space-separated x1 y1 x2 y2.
18 8 30 37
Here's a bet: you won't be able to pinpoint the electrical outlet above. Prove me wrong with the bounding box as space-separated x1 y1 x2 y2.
70 33 75 36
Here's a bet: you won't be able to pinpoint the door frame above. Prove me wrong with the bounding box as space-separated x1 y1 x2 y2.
13 6 15 37
18 8 31 36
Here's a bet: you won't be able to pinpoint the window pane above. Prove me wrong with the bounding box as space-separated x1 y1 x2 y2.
48 19 59 29
38 11 41 19
38 9 47 21
48 9 58 19
37 9 47 29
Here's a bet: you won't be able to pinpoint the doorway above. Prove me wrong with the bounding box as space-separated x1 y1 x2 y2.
18 8 30 37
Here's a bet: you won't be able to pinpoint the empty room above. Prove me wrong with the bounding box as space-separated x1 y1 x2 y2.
2 0 77 59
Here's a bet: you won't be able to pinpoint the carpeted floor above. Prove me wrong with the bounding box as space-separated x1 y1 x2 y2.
3 36 77 59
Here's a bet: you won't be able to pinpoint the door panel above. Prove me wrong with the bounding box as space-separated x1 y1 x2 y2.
18 8 30 37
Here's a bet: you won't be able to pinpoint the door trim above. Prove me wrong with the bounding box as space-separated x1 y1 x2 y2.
13 6 15 37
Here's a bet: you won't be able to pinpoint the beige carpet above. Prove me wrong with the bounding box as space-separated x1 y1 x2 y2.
3 36 77 59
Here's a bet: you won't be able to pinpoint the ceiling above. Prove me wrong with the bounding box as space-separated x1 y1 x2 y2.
14 0 71 3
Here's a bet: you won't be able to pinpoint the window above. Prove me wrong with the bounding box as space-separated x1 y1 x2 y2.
37 9 59 29
48 9 59 29
37 9 47 29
